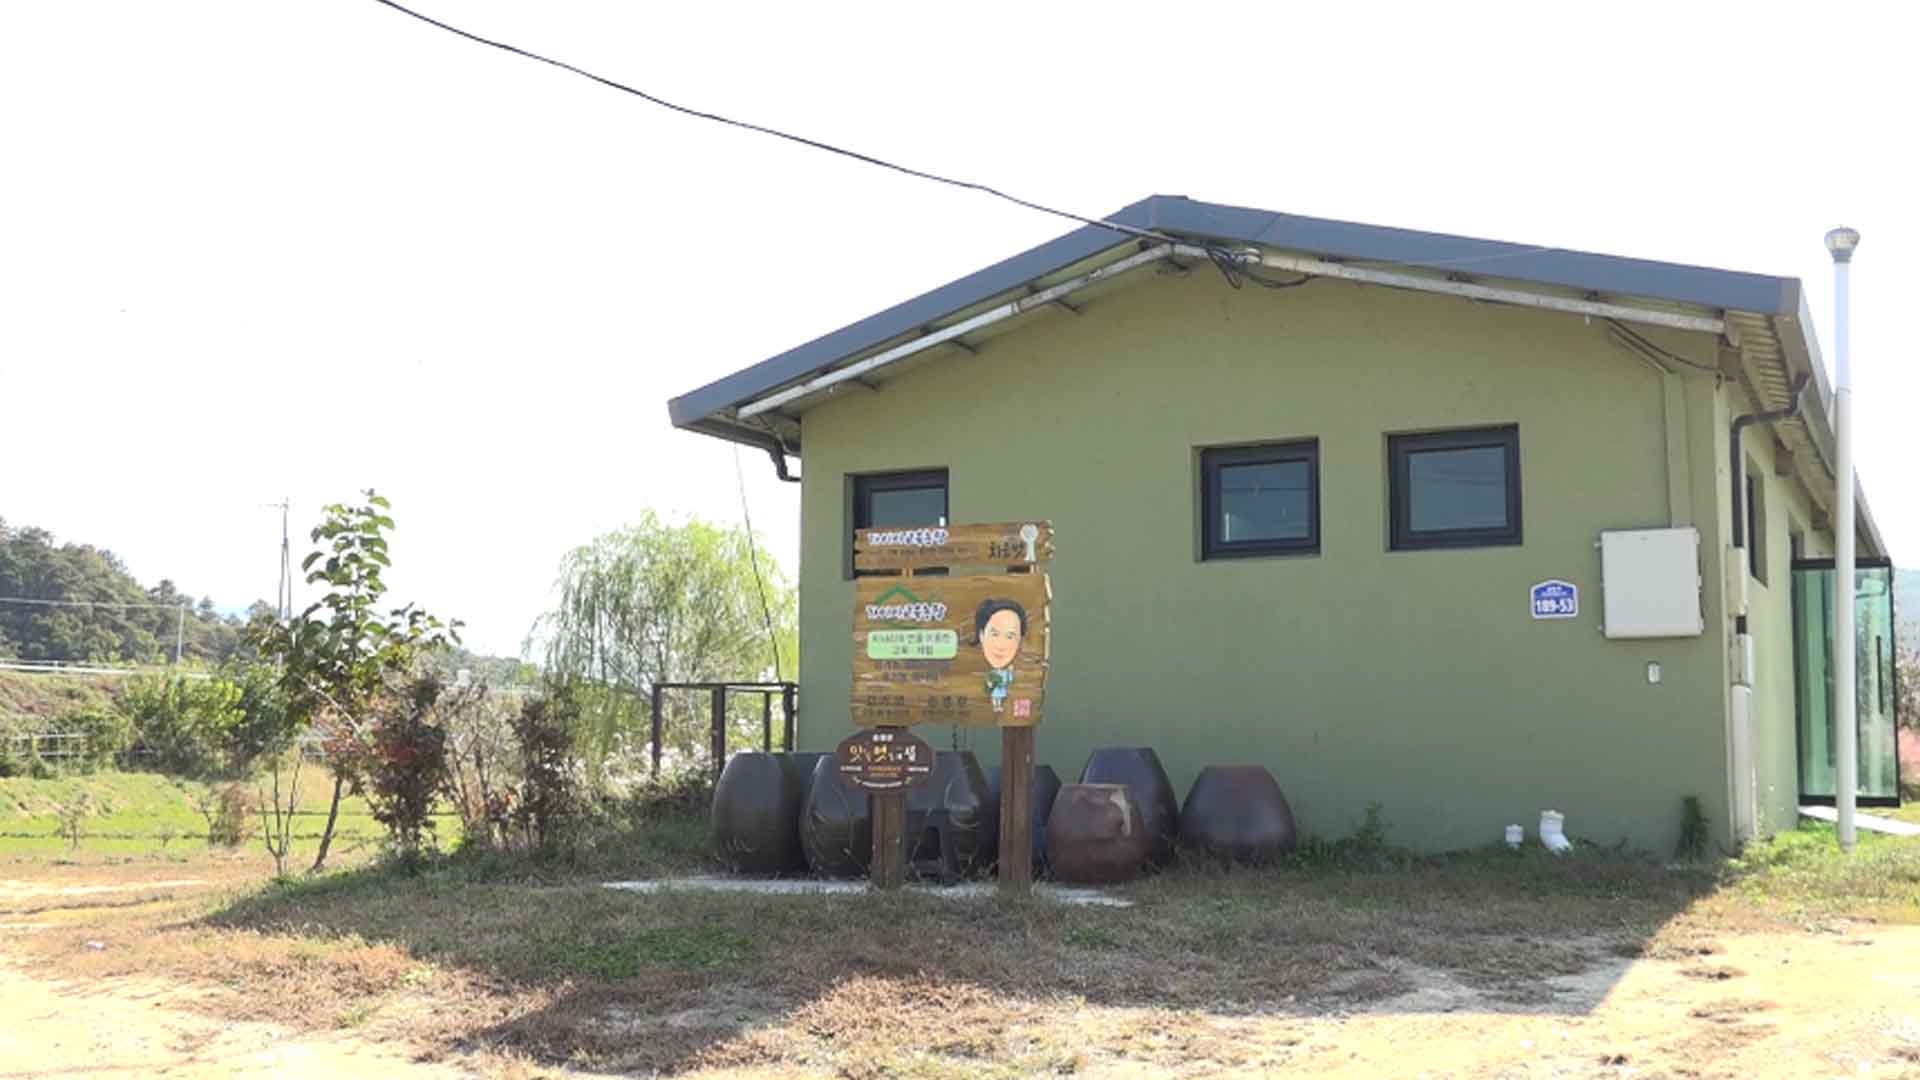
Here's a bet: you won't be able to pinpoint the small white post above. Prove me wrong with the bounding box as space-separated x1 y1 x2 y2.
1825 225 1860 853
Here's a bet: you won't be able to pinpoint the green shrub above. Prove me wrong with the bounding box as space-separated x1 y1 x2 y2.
51 706 133 770
193 782 255 847
222 661 292 775
124 673 245 776
355 677 452 871
1676 795 1711 860
509 685 587 857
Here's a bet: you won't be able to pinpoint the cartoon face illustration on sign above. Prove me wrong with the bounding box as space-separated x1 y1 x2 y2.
974 598 1027 712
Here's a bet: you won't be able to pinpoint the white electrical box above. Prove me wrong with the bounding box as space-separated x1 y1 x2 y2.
1600 527 1704 639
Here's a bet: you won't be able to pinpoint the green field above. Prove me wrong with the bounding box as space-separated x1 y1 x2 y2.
0 769 458 861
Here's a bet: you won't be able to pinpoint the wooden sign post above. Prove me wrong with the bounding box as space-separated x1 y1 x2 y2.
850 522 1052 892
835 726 935 890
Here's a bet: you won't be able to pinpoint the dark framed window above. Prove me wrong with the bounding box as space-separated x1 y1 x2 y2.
1388 426 1521 551
849 469 948 576
1745 463 1768 584
1200 441 1320 560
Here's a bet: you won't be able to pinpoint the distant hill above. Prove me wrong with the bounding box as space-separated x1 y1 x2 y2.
1899 567 1918 652
0 517 262 666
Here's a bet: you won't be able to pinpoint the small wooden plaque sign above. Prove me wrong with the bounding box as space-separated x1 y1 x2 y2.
836 727 935 791
854 521 1054 572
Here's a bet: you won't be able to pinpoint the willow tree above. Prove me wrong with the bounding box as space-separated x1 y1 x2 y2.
538 512 796 780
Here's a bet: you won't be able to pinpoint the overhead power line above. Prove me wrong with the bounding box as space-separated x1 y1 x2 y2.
0 596 194 664
0 596 188 611
370 2 1577 281
369 0 1175 248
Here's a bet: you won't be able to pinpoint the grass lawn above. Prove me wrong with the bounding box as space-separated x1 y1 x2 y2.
1885 796 1920 827
0 768 457 864
7 807 1918 1078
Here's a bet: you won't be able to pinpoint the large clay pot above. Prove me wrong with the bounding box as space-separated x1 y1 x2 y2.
1179 765 1298 863
1046 783 1149 884
1079 747 1179 867
711 751 805 874
800 755 871 877
905 750 997 881
985 763 1063 868
781 751 832 804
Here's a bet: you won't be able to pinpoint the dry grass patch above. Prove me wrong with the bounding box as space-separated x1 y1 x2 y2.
10 816 1919 1077
16 844 1714 1073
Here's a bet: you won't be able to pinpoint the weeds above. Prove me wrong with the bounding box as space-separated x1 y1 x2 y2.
542 924 756 978
192 783 255 848
1677 795 1712 860
1718 820 1920 920
1279 800 1420 870
1063 925 1121 949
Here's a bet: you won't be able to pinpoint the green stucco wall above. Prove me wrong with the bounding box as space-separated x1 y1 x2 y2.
1738 389 1837 837
795 267 1738 854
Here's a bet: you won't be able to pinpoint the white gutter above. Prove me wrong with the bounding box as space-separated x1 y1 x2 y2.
736 239 1726 420
1177 246 1727 335
737 243 1176 419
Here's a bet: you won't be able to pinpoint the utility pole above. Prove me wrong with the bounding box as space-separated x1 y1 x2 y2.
264 499 293 621
1825 226 1860 852
174 605 185 665
276 499 292 620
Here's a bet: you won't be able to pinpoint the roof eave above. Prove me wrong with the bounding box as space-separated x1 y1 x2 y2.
665 197 1161 435
670 195 1814 442
1771 294 1890 560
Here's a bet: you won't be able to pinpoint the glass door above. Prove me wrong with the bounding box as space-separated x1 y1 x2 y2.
1792 558 1901 805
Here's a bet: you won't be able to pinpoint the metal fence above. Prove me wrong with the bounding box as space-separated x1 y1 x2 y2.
2 731 93 760
2 730 332 764
0 659 212 679
649 681 797 778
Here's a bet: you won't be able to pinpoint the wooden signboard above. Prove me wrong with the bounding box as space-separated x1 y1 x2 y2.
855 522 1055 573
836 727 935 791
850 521 1053 892
851 573 1050 728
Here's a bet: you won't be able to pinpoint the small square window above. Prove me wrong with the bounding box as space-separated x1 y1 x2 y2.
1200 441 1320 560
850 469 948 576
1388 426 1521 550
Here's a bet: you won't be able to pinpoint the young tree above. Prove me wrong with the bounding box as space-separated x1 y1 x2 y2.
350 674 456 870
246 491 459 873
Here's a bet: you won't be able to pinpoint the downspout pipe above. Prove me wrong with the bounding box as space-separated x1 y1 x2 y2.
1728 373 1811 633
767 445 801 483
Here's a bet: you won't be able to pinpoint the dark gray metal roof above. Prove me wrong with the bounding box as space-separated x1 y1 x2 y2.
667 194 1807 435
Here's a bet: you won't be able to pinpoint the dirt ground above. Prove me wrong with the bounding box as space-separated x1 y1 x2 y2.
4 867 1919 1079
0 961 479 1079
0 872 487 1078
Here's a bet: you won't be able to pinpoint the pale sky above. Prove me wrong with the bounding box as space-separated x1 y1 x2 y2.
2 2 1912 658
